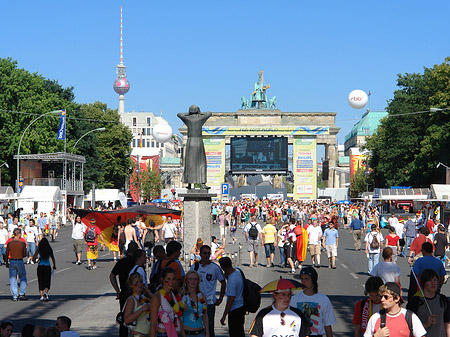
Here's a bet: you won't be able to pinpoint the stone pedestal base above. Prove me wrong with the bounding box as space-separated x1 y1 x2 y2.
179 190 216 258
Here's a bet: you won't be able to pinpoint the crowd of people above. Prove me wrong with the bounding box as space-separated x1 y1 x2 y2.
1 198 450 336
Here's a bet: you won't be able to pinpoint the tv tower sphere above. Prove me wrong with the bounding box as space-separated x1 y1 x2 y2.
113 77 130 95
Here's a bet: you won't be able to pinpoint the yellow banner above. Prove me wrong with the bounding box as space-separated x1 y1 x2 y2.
202 126 329 136
204 137 226 195
293 137 317 199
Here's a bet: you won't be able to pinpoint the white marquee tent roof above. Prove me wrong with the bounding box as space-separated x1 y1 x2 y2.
19 186 63 202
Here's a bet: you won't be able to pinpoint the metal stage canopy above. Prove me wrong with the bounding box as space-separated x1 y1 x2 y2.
14 152 85 163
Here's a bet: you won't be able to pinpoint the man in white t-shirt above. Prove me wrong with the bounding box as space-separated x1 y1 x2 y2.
291 266 336 336
370 247 401 284
190 245 226 337
24 219 39 264
71 215 87 265
365 224 384 274
162 216 177 244
307 220 323 268
0 220 8 265
244 216 263 267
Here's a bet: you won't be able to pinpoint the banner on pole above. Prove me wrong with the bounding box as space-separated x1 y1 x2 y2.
56 110 66 140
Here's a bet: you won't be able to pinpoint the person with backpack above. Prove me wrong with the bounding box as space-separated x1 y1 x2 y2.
364 282 426 337
128 249 152 298
189 244 226 337
244 215 263 268
219 257 245 337
84 219 106 270
406 268 450 337
365 224 384 274
290 266 336 337
109 241 139 337
160 240 185 292
352 276 384 337
143 220 159 263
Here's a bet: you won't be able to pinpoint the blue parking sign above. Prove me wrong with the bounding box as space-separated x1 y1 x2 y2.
221 183 229 195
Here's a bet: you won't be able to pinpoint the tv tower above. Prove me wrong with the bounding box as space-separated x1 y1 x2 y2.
113 5 130 114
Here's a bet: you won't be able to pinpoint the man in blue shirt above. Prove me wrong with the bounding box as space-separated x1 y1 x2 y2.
408 241 446 302
219 256 245 337
349 215 363 251
323 223 339 269
413 242 446 287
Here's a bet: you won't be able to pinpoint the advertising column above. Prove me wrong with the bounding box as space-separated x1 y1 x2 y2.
293 137 317 199
203 137 225 195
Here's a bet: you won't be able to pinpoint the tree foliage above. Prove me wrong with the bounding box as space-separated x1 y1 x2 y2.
350 168 368 198
130 167 162 202
365 58 450 187
0 58 132 191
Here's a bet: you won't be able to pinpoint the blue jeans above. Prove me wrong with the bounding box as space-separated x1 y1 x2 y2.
368 253 380 273
279 247 286 266
402 237 415 256
27 242 36 258
9 259 27 298
0 245 5 264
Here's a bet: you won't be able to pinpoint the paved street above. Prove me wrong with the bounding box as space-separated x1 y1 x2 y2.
0 221 449 336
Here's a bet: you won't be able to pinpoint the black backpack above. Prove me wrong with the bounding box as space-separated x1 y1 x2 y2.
237 268 261 313
248 223 259 240
379 309 413 336
149 259 176 293
144 229 155 244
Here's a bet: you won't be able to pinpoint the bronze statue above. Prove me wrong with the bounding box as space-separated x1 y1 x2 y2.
178 105 212 189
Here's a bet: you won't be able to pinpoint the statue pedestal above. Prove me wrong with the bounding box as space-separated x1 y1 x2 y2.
179 190 216 259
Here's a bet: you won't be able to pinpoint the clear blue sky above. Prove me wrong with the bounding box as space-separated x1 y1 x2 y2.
3 0 450 146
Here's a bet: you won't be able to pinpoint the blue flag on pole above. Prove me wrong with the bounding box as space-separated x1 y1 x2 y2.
57 110 66 140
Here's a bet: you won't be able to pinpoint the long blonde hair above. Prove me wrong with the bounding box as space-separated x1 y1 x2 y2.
182 270 200 295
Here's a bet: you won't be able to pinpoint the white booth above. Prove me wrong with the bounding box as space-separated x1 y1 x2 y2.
17 186 63 215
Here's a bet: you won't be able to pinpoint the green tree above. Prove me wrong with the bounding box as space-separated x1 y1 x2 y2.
350 168 368 198
76 102 133 190
130 166 162 201
0 58 132 191
365 58 450 187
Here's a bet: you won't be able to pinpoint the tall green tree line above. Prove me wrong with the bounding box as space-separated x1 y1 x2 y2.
365 58 450 188
0 58 133 190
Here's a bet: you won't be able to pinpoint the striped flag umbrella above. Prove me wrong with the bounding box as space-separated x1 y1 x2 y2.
259 277 305 293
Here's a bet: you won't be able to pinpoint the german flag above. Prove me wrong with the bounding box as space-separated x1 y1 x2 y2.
71 205 181 249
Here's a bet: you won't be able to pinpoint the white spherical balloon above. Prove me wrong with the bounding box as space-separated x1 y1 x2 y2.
348 90 368 109
153 123 173 143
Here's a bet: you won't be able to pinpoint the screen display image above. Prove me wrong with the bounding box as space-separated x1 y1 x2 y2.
231 137 288 173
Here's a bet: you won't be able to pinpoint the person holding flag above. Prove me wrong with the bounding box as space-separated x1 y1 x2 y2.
294 221 308 269
407 269 450 336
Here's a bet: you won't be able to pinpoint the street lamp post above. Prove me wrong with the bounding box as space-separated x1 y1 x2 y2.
16 110 63 193
73 127 106 150
0 161 9 186
437 162 450 184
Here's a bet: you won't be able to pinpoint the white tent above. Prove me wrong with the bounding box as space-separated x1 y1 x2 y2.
0 186 15 215
431 184 450 200
18 186 63 215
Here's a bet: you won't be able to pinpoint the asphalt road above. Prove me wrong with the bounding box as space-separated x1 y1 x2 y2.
0 221 448 337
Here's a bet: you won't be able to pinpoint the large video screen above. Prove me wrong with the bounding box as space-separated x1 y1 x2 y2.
230 137 288 173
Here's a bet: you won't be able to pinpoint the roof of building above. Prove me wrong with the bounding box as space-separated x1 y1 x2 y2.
345 110 388 142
